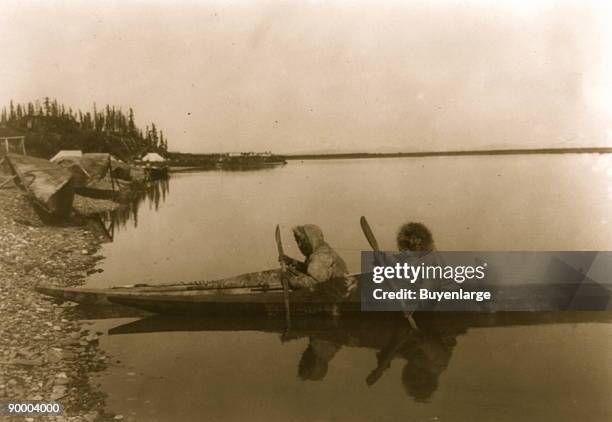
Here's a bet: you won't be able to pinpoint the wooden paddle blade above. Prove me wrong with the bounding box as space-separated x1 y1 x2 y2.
275 224 284 256
275 224 292 328
360 216 380 251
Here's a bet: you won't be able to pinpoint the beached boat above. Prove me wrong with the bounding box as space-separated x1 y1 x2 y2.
144 165 169 180
5 153 74 218
75 176 120 199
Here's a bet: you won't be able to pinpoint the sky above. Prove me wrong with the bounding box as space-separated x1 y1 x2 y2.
1 0 611 154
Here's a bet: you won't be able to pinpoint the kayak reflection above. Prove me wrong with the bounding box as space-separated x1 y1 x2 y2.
294 317 463 403
107 312 611 403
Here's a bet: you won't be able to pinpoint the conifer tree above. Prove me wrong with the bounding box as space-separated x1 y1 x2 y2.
128 108 135 134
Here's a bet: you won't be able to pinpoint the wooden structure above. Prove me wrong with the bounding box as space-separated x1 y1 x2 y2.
0 127 26 156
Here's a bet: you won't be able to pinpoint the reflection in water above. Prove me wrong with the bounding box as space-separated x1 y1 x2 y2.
95 165 285 241
294 319 463 403
96 178 170 238
104 312 611 405
299 338 342 381
395 323 459 402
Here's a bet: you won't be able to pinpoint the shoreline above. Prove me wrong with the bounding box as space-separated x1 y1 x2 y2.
285 146 612 160
0 185 120 421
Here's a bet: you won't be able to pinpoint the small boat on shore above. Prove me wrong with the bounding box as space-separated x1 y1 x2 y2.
4 153 74 219
144 165 169 180
75 175 133 200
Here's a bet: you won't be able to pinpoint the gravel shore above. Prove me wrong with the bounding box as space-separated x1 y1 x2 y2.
0 185 121 421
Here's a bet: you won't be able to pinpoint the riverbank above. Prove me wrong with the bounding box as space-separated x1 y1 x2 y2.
0 185 123 421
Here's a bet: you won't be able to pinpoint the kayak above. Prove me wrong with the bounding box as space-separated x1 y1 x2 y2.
107 282 361 316
35 270 361 316
35 265 611 315
36 268 285 304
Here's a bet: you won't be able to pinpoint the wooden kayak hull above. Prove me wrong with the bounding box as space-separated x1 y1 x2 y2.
105 282 612 315
36 285 124 305
36 284 356 316
35 268 286 305
36 268 611 316
108 288 362 317
36 270 361 316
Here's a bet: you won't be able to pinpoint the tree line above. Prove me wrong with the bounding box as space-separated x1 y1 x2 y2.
1 98 168 159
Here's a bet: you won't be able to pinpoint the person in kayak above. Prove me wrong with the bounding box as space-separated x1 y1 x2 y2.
394 222 438 322
396 222 436 252
396 222 474 311
280 224 349 290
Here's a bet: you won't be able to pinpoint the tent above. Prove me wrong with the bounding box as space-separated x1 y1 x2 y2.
142 152 165 162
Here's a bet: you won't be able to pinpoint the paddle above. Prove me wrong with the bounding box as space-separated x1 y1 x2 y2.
275 225 292 329
360 216 380 252
360 216 422 386
359 216 420 330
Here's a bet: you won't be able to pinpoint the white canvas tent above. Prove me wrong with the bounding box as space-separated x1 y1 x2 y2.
142 152 165 162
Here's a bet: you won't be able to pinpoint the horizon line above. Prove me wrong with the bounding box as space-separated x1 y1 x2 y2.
282 146 612 159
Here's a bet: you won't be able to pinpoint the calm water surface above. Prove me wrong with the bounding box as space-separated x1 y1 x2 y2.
85 156 612 421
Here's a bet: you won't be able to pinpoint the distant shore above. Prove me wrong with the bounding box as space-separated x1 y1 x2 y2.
285 147 612 160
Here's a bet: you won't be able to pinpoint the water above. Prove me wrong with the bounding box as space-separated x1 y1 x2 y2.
88 315 611 422
89 155 612 287
85 156 612 421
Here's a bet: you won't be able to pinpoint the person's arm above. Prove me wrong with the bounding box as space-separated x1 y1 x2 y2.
279 254 307 273
287 270 319 289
